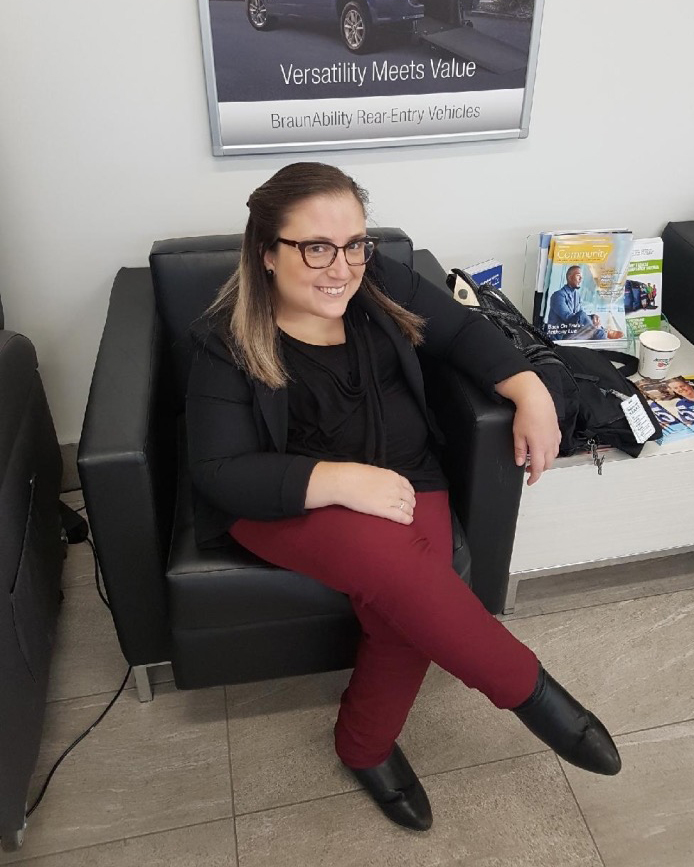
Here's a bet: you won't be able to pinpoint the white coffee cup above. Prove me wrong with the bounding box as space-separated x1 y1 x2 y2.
638 330 681 380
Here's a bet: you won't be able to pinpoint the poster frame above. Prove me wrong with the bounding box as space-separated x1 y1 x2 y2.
198 0 545 156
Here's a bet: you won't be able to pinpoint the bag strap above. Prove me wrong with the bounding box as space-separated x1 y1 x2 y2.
592 349 639 377
449 271 640 380
449 268 557 351
449 267 581 389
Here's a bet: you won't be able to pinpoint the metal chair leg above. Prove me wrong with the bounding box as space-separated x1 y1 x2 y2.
502 574 520 615
132 665 153 702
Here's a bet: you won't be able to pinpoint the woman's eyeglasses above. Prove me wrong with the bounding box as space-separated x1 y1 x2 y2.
276 236 379 269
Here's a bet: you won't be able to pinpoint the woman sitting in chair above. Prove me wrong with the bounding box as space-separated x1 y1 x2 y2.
186 163 621 832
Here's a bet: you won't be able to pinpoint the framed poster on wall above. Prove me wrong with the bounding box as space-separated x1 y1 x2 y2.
198 0 544 155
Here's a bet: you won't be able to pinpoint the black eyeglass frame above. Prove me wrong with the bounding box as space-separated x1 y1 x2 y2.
275 236 380 269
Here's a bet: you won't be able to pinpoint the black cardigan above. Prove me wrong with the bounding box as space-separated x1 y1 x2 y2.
186 253 534 547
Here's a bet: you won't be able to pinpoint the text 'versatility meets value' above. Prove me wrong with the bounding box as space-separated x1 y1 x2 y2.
279 59 477 88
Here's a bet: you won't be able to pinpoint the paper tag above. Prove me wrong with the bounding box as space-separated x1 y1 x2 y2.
453 275 480 307
621 395 656 444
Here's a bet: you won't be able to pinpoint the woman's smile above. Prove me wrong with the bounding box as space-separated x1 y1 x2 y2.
316 284 347 296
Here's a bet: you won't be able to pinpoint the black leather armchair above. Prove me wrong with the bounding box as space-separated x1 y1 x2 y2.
0 295 64 852
78 230 524 702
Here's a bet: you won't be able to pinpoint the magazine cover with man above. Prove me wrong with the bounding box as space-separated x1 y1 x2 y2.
538 232 633 348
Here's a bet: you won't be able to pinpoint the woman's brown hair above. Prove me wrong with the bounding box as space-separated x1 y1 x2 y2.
207 162 425 388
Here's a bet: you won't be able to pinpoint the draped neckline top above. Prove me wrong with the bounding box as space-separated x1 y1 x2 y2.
278 300 447 492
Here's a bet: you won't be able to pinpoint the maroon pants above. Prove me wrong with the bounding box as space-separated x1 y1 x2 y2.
230 490 538 768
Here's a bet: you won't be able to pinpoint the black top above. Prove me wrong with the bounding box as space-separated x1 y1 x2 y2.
280 303 447 491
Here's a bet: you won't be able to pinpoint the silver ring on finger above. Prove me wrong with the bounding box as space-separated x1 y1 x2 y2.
399 500 405 511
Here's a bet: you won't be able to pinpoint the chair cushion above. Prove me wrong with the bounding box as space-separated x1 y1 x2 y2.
166 453 354 631
167 445 471 632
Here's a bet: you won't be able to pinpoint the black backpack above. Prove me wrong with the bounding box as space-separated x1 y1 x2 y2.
447 269 663 472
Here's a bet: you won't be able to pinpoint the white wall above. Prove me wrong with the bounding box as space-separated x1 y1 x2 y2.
1 0 692 443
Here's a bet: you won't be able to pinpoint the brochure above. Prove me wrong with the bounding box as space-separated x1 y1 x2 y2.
625 237 663 337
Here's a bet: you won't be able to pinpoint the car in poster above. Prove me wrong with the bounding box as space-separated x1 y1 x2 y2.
246 0 425 54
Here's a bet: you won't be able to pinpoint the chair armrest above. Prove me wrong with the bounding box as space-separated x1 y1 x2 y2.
412 249 523 614
422 361 523 614
0 330 62 594
78 268 177 665
0 331 38 479
411 248 448 288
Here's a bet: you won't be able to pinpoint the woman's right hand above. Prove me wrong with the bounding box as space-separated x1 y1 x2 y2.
305 462 416 524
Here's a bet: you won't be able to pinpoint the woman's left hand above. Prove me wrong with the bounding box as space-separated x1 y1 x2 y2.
496 371 561 486
512 395 562 485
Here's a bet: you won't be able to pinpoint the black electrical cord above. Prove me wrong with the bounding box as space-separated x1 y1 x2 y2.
26 665 132 818
86 536 110 610
26 530 132 819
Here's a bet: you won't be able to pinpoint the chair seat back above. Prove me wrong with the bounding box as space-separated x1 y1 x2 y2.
149 229 414 409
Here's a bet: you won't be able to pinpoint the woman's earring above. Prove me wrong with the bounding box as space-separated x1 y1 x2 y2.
266 268 274 278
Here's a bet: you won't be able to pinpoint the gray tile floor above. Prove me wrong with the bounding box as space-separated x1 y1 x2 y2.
4 491 694 866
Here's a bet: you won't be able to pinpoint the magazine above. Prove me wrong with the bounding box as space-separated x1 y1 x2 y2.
635 376 694 434
643 399 693 444
532 227 629 333
534 230 633 348
625 238 663 337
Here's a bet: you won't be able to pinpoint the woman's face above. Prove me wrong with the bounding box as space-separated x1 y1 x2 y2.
263 192 367 329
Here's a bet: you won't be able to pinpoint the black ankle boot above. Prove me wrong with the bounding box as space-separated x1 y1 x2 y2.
513 667 622 775
345 744 433 831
